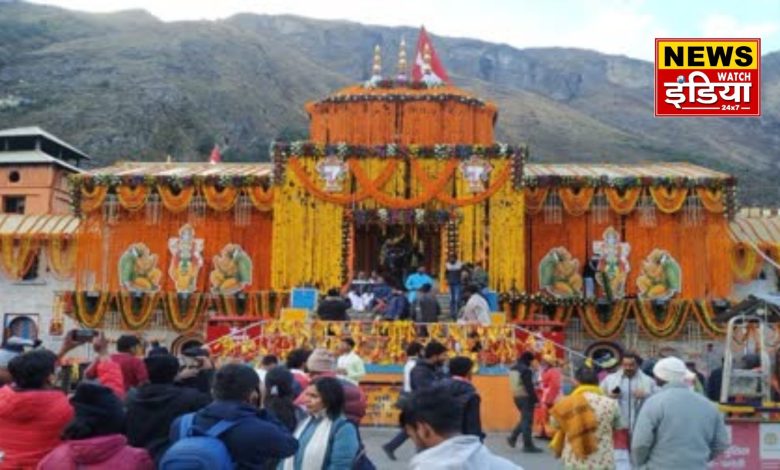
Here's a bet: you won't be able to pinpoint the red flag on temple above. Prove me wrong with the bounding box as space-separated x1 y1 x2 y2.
411 26 450 83
209 145 222 164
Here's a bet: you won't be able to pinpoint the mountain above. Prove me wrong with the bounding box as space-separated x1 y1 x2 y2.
0 1 778 203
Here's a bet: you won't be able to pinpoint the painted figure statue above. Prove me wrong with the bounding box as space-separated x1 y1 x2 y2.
210 243 253 294
637 249 682 300
168 224 204 294
539 247 583 298
592 227 631 300
118 243 162 293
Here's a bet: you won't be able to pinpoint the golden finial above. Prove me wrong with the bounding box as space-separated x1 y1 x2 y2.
397 36 407 78
372 44 382 76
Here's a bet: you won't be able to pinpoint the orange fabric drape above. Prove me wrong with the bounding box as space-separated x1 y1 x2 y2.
649 186 689 214
424 160 513 207
696 187 726 213
559 187 595 217
524 188 549 215
76 209 274 293
605 187 642 215
352 159 459 209
80 185 108 213
157 185 195 213
202 185 239 212
246 187 275 211
287 158 400 205
116 185 148 211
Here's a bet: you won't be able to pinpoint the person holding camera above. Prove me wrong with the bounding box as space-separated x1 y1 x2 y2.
599 353 657 470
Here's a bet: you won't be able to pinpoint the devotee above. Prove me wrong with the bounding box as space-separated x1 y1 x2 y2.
381 286 411 321
303 348 367 424
401 385 522 470
382 341 424 460
0 349 74 468
686 360 706 394
413 283 441 325
632 357 729 469
707 359 725 402
39 382 154 470
459 284 491 325
507 351 542 453
410 340 448 391
599 353 656 470
285 348 312 393
534 354 562 439
176 346 215 397
263 366 305 433
316 288 351 321
281 377 362 470
470 262 488 290
108 334 148 391
126 354 211 462
445 254 464 320
405 266 435 303
347 271 374 312
256 354 279 382
164 364 297 468
549 364 620 470
336 337 366 385
445 356 484 440
0 336 36 386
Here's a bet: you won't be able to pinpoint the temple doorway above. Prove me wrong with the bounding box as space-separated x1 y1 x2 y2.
353 224 442 288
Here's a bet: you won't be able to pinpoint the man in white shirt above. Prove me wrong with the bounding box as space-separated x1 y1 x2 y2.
336 337 366 385
459 284 491 325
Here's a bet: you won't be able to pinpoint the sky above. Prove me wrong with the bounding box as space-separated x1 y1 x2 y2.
28 0 780 61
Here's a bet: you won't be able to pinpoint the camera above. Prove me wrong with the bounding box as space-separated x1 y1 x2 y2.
70 329 97 342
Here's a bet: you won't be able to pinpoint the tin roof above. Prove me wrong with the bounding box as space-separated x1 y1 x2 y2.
87 162 274 178
0 214 80 238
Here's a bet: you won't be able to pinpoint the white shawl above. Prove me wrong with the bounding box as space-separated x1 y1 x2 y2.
282 414 334 470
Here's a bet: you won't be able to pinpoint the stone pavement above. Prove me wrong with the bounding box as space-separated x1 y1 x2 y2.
361 427 561 469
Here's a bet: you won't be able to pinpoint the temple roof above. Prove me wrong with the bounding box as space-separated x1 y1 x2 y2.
311 83 493 108
0 214 80 238
87 162 273 178
730 208 780 247
524 162 733 187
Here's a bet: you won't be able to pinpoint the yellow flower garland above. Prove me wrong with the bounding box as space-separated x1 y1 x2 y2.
117 292 160 330
74 291 112 328
49 237 77 279
488 163 524 292
0 235 38 280
164 292 205 332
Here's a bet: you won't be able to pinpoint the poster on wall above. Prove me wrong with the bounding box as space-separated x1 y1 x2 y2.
637 249 682 300
593 227 630 300
210 243 253 294
168 224 204 294
2 314 39 343
539 247 583 298
118 243 162 293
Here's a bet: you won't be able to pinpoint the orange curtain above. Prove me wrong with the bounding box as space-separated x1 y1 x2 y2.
81 185 108 213
705 213 733 297
697 187 726 213
116 185 149 211
525 188 549 215
559 187 594 217
649 186 689 213
202 184 239 212
158 185 195 213
605 187 641 215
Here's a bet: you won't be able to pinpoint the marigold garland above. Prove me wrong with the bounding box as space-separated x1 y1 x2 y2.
731 243 763 283
202 185 239 212
0 235 38 280
525 187 549 215
649 186 689 214
117 292 160 330
157 185 195 213
605 187 642 215
558 187 595 216
80 185 108 213
635 300 691 339
48 237 77 279
164 292 206 332
287 158 400 205
429 160 514 207
116 185 148 211
696 187 726 213
73 291 112 328
246 187 275 211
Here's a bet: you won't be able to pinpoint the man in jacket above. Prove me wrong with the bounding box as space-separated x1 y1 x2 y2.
410 340 448 391
401 384 522 470
0 349 74 468
599 352 656 469
87 334 148 392
507 351 542 452
169 364 297 468
382 287 410 321
445 356 484 441
445 255 464 320
316 288 351 321
413 283 441 326
632 357 729 469
126 354 211 461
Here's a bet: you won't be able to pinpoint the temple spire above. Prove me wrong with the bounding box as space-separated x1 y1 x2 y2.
371 44 382 79
397 36 408 80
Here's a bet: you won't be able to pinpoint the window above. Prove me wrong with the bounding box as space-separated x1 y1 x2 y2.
3 196 25 214
8 171 20 183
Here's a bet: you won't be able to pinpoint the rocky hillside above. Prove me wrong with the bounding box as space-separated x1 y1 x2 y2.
0 1 778 203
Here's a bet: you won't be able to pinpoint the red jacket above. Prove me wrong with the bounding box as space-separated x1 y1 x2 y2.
37 435 153 470
0 386 74 469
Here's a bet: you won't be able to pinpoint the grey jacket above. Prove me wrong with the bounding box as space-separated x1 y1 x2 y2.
631 383 730 469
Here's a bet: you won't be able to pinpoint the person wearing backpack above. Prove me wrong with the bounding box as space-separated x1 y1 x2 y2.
281 376 367 470
443 356 485 441
161 363 298 469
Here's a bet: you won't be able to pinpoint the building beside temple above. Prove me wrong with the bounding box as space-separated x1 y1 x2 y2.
0 127 86 346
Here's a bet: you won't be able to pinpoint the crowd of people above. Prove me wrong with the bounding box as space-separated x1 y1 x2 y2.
0 329 524 469
317 256 493 326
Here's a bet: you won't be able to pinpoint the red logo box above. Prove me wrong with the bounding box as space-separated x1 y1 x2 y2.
655 38 761 117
